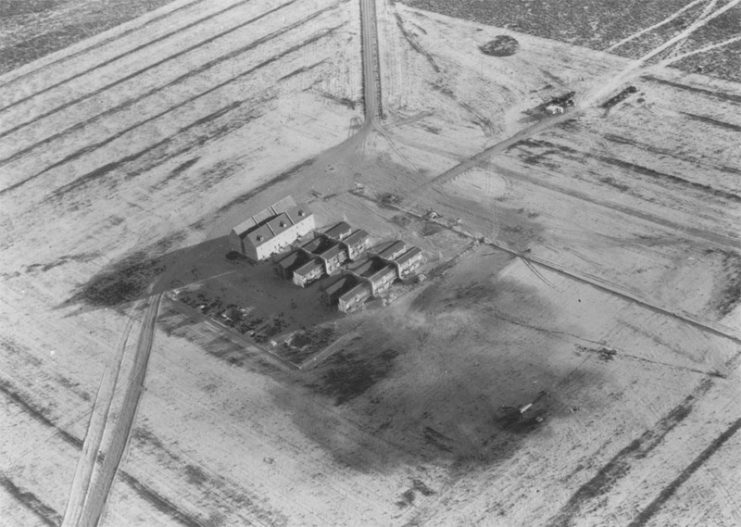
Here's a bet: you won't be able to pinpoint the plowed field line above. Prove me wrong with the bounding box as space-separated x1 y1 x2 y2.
0 0 257 114
37 27 340 201
0 0 208 90
0 0 301 141
0 12 341 196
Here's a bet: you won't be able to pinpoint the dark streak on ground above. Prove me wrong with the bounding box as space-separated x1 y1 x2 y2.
45 102 265 203
547 377 714 527
680 111 741 133
0 0 302 143
118 472 205 527
513 137 741 203
0 3 337 193
642 75 741 105
393 11 441 73
154 157 201 190
602 133 740 176
627 418 741 527
0 0 256 113
0 475 62 527
0 377 83 448
0 376 221 526
214 158 315 216
278 58 328 81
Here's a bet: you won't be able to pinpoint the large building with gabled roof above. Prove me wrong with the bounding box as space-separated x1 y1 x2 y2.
228 196 315 261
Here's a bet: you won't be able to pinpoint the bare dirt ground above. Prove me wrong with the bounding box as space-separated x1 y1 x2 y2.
0 0 176 75
1 0 740 525
402 0 741 82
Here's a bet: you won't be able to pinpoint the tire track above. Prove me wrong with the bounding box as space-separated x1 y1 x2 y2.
0 475 62 527
0 0 208 90
0 0 257 113
642 74 741 105
40 26 341 202
0 0 301 142
627 418 741 526
0 8 340 196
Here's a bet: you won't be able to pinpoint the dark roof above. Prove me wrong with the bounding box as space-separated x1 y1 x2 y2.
323 221 353 241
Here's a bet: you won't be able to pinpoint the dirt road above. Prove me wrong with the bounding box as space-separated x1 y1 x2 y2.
74 293 162 527
359 0 382 123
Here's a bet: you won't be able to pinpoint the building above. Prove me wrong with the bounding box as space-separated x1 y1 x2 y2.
375 240 407 262
341 230 371 260
229 196 314 261
293 258 325 287
338 283 372 313
394 247 424 279
275 249 313 280
321 274 360 306
318 244 348 275
321 221 353 243
366 265 397 296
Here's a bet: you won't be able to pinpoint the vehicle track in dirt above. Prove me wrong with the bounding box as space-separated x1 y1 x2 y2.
74 293 163 527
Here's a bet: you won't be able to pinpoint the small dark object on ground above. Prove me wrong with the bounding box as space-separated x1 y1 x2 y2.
479 35 519 57
601 85 638 109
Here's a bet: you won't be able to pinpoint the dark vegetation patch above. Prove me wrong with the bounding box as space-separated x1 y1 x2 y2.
0 475 61 527
309 347 399 405
479 35 519 57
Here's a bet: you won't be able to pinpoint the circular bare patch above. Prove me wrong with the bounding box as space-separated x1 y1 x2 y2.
479 35 519 57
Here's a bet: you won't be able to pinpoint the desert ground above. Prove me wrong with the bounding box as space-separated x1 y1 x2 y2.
1 0 740 526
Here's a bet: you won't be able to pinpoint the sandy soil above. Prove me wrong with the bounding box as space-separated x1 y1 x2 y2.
1 0 740 526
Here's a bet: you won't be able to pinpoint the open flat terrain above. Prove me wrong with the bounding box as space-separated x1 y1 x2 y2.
1 0 740 526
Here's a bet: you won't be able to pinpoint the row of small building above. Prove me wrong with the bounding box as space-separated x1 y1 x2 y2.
276 222 424 312
228 197 424 313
